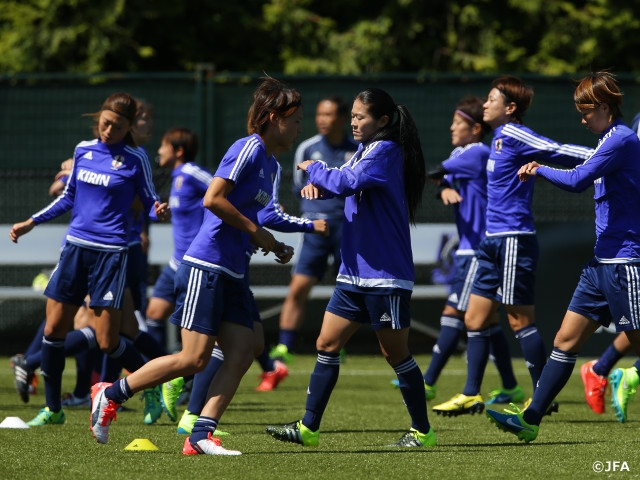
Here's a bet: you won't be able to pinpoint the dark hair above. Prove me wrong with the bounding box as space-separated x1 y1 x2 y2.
162 127 199 162
87 92 137 146
355 88 426 224
456 96 491 137
247 76 302 135
491 76 534 124
574 71 623 120
319 94 350 117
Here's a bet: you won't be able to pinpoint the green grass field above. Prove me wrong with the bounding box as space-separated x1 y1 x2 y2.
0 354 637 480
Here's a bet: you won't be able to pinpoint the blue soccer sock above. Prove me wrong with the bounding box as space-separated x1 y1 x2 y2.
41 336 66 412
395 356 431 433
462 328 491 396
100 354 122 382
187 345 224 415
25 320 46 357
593 343 625 377
488 324 518 390
278 329 297 351
145 318 166 351
105 376 134 404
514 324 547 393
190 416 218 444
255 348 275 373
107 337 145 374
26 326 97 371
73 347 101 398
523 348 576 426
423 315 464 386
134 330 167 361
302 351 341 431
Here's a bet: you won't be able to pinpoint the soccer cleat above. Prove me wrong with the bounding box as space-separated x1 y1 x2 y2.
523 397 559 416
266 420 319 446
90 382 120 444
432 393 484 417
388 427 437 447
486 385 525 405
255 360 289 392
176 410 230 436
269 344 294 364
61 392 91 407
177 410 198 434
486 403 539 443
27 407 66 426
161 376 185 421
609 367 639 423
580 360 608 414
10 354 34 403
182 433 241 456
142 386 162 425
390 379 436 401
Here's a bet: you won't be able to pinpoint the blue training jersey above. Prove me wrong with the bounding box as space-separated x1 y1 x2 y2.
486 123 593 236
306 140 414 292
441 142 489 252
165 162 214 267
32 138 160 249
537 119 640 260
182 134 279 278
293 134 358 218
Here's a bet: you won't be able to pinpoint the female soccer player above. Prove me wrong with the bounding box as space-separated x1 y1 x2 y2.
89 76 298 455
433 76 593 417
266 87 434 447
9 92 170 426
414 96 523 407
486 70 640 441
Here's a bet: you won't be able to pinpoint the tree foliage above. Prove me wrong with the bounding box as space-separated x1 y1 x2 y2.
0 0 639 74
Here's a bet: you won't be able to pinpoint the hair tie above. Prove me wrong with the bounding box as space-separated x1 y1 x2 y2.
455 109 477 125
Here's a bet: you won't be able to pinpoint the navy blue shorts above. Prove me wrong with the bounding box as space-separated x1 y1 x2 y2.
169 264 254 336
471 234 538 305
445 254 479 312
569 259 640 331
292 215 342 279
45 242 128 309
326 285 411 330
151 264 178 304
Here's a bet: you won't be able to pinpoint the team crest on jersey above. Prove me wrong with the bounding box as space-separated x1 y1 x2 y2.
494 138 503 152
175 175 184 190
111 155 125 170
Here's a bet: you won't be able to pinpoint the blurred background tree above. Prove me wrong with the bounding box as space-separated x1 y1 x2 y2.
0 0 639 74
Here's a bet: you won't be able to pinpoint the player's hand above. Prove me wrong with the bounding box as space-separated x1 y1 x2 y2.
273 241 294 264
301 184 323 200
440 187 462 205
9 219 35 243
250 227 277 256
296 160 316 172
312 219 330 237
154 201 171 222
517 161 540 181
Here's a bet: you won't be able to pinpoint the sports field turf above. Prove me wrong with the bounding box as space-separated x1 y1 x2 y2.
0 354 637 479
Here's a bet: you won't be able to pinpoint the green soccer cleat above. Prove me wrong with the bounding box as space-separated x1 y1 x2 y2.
161 376 185 421
486 403 539 443
269 344 294 364
177 409 198 434
388 427 437 447
142 386 162 425
486 385 525 405
27 407 66 426
266 420 319 446
609 367 639 423
432 393 484 417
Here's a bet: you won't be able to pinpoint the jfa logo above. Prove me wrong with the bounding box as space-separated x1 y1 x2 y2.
592 460 630 473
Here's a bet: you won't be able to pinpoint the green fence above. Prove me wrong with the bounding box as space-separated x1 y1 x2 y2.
2 71 639 355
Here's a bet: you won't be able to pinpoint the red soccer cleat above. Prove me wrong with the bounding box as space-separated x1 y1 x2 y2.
255 360 289 392
580 360 608 414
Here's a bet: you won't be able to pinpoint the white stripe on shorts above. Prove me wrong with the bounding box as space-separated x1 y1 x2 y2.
502 237 517 304
182 267 203 330
625 265 640 329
